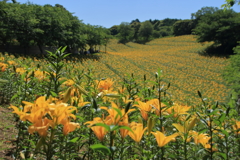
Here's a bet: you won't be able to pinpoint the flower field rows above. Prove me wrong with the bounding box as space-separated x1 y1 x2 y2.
87 35 230 105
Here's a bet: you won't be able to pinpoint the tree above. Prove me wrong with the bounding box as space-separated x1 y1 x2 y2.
160 18 180 26
10 3 41 53
130 18 140 24
117 22 134 44
173 20 195 36
193 9 240 54
0 1 15 47
138 21 153 43
109 25 119 36
130 21 141 41
191 7 219 29
191 7 219 20
85 25 110 53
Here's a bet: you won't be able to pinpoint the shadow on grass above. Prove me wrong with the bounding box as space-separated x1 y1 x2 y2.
198 44 234 58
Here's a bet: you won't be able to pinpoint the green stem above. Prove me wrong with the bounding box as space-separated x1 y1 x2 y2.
225 136 229 160
158 78 163 132
184 138 187 160
161 147 164 160
109 131 114 160
46 128 55 160
209 116 213 160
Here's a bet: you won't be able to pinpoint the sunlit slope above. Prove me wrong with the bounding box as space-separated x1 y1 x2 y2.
83 35 230 105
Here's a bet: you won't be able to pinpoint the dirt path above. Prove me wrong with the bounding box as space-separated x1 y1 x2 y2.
0 106 17 160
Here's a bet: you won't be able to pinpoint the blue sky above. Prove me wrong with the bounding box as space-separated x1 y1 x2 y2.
16 0 239 28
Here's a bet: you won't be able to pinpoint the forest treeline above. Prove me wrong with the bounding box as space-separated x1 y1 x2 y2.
112 7 240 54
0 1 240 55
0 1 111 54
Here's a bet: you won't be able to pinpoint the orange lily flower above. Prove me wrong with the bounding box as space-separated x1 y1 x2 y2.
85 117 108 141
232 120 240 135
10 96 79 136
0 62 7 72
118 115 130 139
96 78 114 91
63 79 75 87
148 99 166 116
191 131 211 149
165 103 191 118
31 70 47 81
15 67 26 75
100 102 135 125
62 120 80 136
128 122 147 143
133 100 153 120
28 117 52 137
151 131 178 147
172 116 198 141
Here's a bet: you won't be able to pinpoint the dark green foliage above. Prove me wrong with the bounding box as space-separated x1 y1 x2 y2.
193 9 240 54
0 1 110 54
114 18 180 44
117 22 134 44
130 18 140 24
158 26 173 37
137 21 154 43
109 25 119 36
152 30 161 38
160 18 180 27
130 21 141 41
191 7 219 22
223 44 240 95
173 20 195 36
188 7 220 36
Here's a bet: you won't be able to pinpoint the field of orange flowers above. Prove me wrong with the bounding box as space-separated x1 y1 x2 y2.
84 35 230 105
0 36 239 160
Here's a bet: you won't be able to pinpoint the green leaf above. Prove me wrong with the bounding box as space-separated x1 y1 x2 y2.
226 107 230 116
104 93 121 98
213 101 218 110
70 137 79 143
50 91 58 97
35 137 45 151
220 129 229 138
60 46 68 54
90 144 111 155
167 82 170 89
200 119 208 127
11 94 19 101
112 107 122 118
217 152 227 160
94 123 110 131
92 98 98 110
0 79 8 83
218 113 226 123
197 90 202 98
125 102 132 113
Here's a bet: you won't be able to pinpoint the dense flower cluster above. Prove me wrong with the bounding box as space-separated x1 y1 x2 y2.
10 96 80 136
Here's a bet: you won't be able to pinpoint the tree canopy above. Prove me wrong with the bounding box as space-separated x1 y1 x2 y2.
117 22 134 44
0 1 110 54
193 9 240 54
137 21 153 43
